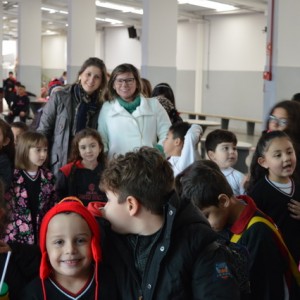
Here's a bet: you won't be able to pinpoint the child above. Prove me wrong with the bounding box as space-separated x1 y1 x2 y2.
55 128 107 206
163 122 202 176
5 84 30 124
247 130 300 264
4 131 57 244
0 178 41 300
205 129 245 195
10 121 29 146
22 197 118 299
98 147 240 299
265 100 300 177
176 160 300 300
0 119 15 191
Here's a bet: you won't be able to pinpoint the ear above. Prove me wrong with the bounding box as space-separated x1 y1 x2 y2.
207 150 215 161
126 196 140 217
174 137 182 147
258 156 268 169
2 137 10 147
218 194 230 208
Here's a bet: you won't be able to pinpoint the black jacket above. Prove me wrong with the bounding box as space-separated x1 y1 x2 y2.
100 191 240 300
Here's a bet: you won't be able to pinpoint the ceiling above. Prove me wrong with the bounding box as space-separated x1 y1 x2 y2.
2 0 267 39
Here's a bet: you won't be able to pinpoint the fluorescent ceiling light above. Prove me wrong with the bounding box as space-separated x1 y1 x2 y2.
96 17 123 25
178 0 237 12
95 1 143 15
41 7 68 15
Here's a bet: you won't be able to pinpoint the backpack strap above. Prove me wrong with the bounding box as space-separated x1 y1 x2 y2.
231 216 300 286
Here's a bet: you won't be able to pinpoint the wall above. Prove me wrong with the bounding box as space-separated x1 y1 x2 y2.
40 13 267 131
202 13 266 130
42 35 67 83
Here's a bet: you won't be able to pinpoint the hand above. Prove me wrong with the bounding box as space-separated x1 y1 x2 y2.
0 240 11 253
19 111 26 117
288 199 300 220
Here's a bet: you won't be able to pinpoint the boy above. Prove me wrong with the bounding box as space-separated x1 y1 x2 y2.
5 84 30 123
22 198 118 299
163 121 202 176
205 129 245 195
99 147 240 300
177 160 300 300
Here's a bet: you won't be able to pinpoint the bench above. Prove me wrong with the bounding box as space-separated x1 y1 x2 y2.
180 111 262 136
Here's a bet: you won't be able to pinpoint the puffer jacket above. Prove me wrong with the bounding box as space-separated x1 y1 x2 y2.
37 85 101 176
99 191 241 300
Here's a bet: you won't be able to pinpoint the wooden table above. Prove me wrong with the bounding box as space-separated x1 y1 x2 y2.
183 119 221 132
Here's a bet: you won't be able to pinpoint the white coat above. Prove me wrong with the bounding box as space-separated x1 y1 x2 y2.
98 96 171 159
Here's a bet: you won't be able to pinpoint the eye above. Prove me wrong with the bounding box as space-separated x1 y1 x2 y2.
54 239 64 246
76 237 88 245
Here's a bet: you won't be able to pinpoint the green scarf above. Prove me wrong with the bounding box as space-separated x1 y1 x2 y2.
117 96 141 114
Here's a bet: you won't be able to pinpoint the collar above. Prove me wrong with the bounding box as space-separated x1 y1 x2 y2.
230 195 258 234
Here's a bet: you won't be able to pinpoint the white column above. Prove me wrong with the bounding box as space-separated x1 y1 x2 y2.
141 0 178 89
17 0 41 96
263 0 300 117
67 0 96 83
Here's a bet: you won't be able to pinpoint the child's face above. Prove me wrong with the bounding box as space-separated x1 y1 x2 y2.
268 107 288 131
46 213 93 282
78 136 101 165
163 130 179 157
209 142 237 169
201 205 229 232
28 144 48 171
102 190 131 234
258 137 296 183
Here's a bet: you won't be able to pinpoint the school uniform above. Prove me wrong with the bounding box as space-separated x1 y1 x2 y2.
56 160 107 205
22 266 118 300
223 195 299 300
249 176 300 263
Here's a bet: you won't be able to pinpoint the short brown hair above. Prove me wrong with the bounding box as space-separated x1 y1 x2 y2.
15 131 48 170
107 63 142 100
100 147 174 214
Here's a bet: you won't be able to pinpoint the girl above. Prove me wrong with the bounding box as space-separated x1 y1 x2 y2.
0 119 14 191
55 128 107 206
4 131 57 244
266 100 300 177
247 130 300 264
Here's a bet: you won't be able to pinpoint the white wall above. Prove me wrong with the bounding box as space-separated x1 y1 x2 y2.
104 27 141 72
205 13 266 71
202 13 266 126
39 13 267 126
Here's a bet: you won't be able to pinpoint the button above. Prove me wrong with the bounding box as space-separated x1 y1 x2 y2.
169 210 173 216
160 246 165 252
147 284 152 289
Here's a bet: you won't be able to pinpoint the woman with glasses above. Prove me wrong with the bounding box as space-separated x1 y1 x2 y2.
98 63 171 159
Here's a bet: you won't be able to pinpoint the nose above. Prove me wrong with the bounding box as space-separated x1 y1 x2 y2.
65 241 76 254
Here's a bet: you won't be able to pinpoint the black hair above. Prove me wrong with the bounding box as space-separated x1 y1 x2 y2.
175 160 233 209
247 130 293 193
151 83 176 106
169 122 191 142
205 129 237 153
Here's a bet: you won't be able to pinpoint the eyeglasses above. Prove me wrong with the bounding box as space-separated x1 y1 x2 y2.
268 115 288 127
115 78 135 85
